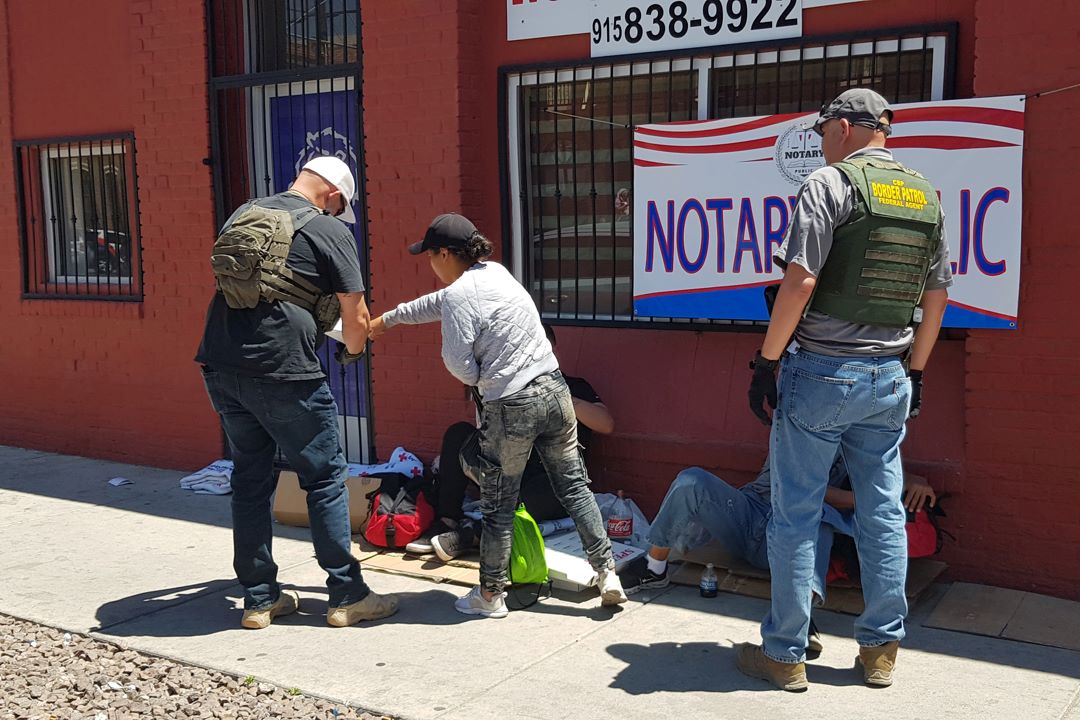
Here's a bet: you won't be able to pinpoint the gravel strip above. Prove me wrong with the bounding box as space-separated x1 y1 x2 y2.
0 614 392 720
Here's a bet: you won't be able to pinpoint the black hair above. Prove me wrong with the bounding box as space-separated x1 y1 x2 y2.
447 231 493 263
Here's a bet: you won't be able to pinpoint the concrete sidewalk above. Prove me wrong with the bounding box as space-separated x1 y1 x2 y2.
2 445 1078 720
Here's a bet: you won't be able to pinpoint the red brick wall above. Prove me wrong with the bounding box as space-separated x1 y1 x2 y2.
363 0 486 451
0 0 220 469
464 0 977 511
364 0 1080 599
372 3 976 491
0 0 1075 598
944 0 1080 598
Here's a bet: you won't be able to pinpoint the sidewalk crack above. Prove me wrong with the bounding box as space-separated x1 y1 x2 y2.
1059 682 1080 720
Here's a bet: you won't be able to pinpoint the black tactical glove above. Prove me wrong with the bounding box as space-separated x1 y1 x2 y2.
334 341 365 367
748 350 780 426
908 369 924 419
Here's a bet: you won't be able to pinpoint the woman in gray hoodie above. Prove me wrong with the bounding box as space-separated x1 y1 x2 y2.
370 213 626 618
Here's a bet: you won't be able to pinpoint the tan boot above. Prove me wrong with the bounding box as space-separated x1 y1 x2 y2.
241 590 299 630
735 643 808 692
326 591 399 627
858 641 899 687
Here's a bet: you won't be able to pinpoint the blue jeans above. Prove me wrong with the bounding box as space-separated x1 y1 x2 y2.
763 350 911 663
648 468 833 601
477 371 612 594
201 367 369 610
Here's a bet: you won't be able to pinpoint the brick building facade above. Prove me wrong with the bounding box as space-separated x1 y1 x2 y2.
1 0 1077 599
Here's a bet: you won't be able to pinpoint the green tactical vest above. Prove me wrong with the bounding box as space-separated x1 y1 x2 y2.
209 193 341 333
809 156 942 328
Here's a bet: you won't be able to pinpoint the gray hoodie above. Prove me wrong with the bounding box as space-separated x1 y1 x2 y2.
381 261 559 400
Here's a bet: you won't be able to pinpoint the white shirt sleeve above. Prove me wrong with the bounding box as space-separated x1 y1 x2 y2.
382 289 444 327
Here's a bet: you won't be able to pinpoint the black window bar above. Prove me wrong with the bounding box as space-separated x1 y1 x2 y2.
207 0 374 464
15 133 143 301
501 24 957 330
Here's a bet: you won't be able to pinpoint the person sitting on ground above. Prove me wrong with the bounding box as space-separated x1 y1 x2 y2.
369 213 628 617
618 455 936 653
410 322 615 562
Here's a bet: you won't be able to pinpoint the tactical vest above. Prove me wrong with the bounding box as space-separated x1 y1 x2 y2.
209 194 341 333
808 156 942 328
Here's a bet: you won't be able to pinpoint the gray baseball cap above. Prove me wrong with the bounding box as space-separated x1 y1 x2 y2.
812 88 894 136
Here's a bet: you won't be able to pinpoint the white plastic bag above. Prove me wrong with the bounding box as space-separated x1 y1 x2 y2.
594 492 652 551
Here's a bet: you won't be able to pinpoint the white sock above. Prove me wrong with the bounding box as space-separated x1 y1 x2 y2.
646 556 668 575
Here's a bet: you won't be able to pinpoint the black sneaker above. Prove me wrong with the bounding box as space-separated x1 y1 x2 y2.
405 519 457 555
432 522 477 562
618 557 670 595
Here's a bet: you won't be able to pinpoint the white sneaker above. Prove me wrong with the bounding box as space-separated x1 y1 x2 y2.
453 585 508 618
598 568 628 606
405 537 433 555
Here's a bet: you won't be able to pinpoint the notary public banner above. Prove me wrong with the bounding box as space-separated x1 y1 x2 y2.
632 96 1025 329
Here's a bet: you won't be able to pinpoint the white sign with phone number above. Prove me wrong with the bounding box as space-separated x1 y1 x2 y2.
591 0 803 56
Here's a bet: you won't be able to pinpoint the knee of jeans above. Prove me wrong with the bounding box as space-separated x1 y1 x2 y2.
670 467 711 498
856 501 907 531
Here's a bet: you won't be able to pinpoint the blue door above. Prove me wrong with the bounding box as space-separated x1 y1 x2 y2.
269 88 370 462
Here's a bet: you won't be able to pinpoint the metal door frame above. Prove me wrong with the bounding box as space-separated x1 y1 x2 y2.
204 0 375 463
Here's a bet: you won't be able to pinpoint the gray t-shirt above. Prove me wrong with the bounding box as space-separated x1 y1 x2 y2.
774 147 953 357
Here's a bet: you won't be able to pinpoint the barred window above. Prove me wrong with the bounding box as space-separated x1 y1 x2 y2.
212 0 360 77
16 134 142 300
504 28 953 326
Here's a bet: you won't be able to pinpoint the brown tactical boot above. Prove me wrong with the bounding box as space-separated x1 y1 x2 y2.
241 590 299 630
858 641 899 687
326 591 399 627
735 643 808 692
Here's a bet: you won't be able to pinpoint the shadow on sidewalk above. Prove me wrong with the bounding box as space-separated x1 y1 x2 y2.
94 581 471 638
606 642 774 694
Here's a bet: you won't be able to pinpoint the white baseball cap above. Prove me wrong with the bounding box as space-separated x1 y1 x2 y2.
301 155 357 224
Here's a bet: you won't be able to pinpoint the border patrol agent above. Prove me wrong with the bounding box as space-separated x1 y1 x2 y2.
738 89 952 691
196 156 398 631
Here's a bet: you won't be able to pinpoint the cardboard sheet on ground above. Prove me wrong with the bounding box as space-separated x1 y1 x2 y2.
544 531 644 590
668 542 946 615
925 582 1080 652
351 531 644 591
274 470 380 533
352 535 481 586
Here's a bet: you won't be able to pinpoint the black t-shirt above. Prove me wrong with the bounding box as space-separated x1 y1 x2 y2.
564 375 602 452
195 192 365 380
520 374 603 483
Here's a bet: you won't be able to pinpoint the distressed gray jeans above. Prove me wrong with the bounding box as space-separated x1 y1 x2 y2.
477 370 613 594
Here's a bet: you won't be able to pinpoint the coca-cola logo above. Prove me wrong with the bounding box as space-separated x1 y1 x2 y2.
607 518 632 538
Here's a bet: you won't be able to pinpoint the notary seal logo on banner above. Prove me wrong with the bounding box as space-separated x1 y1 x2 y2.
774 124 825 186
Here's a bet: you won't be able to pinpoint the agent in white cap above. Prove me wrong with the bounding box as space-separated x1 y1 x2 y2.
739 87 951 691
298 155 357 224
196 154 399 631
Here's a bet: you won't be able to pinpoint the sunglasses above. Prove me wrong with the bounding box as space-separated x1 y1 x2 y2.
811 112 892 138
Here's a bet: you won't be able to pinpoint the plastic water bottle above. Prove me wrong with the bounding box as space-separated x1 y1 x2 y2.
606 490 633 541
699 563 718 598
